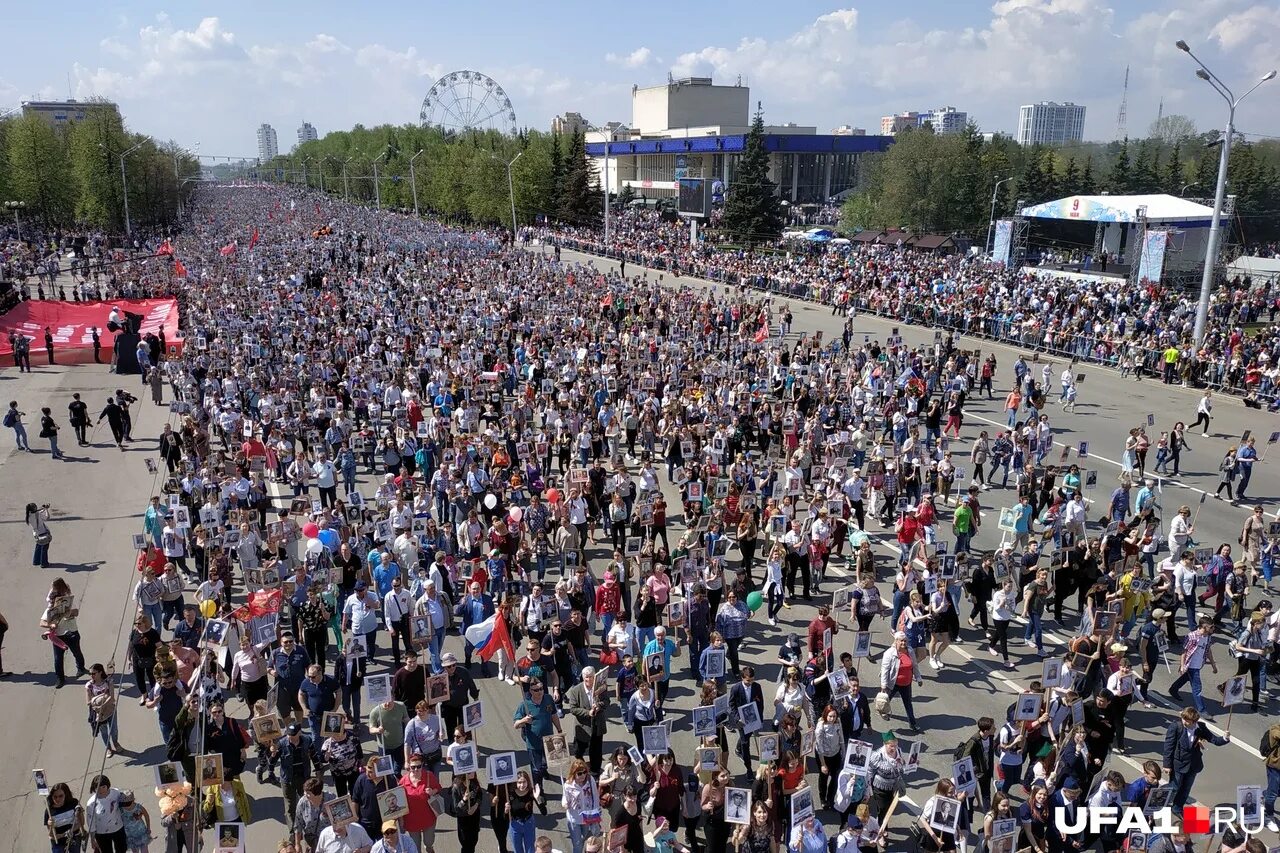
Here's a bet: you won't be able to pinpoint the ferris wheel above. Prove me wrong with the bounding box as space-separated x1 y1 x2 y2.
419 70 517 135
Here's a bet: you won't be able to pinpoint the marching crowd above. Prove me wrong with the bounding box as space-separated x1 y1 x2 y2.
11 185 1280 853
535 211 1280 408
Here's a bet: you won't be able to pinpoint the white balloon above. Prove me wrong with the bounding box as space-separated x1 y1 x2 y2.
483 493 498 510
306 537 323 556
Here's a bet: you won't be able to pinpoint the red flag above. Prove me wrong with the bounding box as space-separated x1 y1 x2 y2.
601 293 613 308
174 258 187 278
219 242 236 256
155 240 174 257
247 588 283 616
249 228 260 250
267 211 274 220
753 322 769 343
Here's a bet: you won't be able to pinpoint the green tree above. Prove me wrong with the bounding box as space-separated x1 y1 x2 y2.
1106 139 1132 194
1131 140 1158 194
1016 148 1050 205
68 103 130 229
1148 114 1197 145
721 105 783 243
1060 157 1080 196
5 114 74 227
1161 142 1186 194
1080 156 1095 193
557 128 601 225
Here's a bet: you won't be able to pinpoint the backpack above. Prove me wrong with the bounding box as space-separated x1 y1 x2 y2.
1263 724 1280 770
2 410 14 428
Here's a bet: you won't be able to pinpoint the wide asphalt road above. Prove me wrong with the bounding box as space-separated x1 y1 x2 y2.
0 249 1274 851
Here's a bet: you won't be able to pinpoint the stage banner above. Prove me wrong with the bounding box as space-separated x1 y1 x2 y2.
0 298 180 360
991 219 1014 267
1136 230 1168 284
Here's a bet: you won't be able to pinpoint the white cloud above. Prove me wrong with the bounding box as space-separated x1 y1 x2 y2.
605 47 653 68
661 1 1280 138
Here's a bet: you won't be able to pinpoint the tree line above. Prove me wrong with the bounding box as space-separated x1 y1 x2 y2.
840 115 1280 243
255 124 603 230
0 98 199 235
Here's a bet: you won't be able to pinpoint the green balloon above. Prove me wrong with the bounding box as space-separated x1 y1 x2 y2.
745 591 764 612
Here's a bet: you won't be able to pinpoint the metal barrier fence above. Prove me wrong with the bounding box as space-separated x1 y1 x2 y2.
546 236 1278 403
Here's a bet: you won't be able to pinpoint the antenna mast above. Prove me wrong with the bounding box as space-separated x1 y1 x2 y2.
1116 64 1129 139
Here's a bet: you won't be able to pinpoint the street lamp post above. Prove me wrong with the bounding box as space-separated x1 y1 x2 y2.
506 150 523 233
343 157 353 201
371 151 387 210
119 138 148 238
409 150 425 218
5 200 26 240
302 158 310 189
985 176 1012 256
1175 39 1276 348
589 124 614 246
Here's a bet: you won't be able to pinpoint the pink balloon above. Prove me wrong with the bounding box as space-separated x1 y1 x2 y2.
302 522 320 539
508 506 524 524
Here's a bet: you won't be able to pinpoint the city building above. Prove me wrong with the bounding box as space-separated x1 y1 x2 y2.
21 99 119 127
552 111 590 137
585 77 892 205
297 121 318 147
1016 101 1086 146
922 106 969 134
830 125 866 136
879 112 921 136
256 123 278 162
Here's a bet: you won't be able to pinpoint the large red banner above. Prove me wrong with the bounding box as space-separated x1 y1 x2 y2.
0 298 180 360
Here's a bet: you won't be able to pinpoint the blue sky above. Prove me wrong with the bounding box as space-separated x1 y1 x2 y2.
2 1 1277 158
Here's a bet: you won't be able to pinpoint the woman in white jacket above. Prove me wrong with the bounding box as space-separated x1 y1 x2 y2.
562 758 603 853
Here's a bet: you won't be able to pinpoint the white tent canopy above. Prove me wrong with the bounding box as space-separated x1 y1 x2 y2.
1019 193 1214 225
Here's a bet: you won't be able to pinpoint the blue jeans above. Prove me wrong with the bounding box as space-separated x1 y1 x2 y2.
1169 666 1204 713
510 815 537 853
33 540 50 567
600 612 615 642
1238 466 1253 497
998 761 1023 795
1266 766 1280 821
1182 594 1197 633
50 839 83 853
95 712 119 748
568 821 601 853
11 423 28 450
141 602 163 632
1023 613 1043 653
636 626 655 653
48 433 62 457
429 627 445 673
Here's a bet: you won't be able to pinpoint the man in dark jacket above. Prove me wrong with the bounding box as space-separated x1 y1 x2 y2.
728 666 765 774
440 651 479 736
958 716 998 812
99 396 126 448
67 393 92 446
273 723 320 828
1162 706 1230 806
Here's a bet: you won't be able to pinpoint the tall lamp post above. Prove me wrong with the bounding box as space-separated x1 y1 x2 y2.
5 200 26 240
506 150 523 233
409 149 425 217
1175 39 1275 348
984 176 1012 256
589 124 614 245
371 151 387 210
342 156 354 201
119 138 148 238
302 158 311 189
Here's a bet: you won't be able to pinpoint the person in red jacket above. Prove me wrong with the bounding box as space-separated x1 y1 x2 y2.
896 509 923 566
807 605 838 657
594 572 621 641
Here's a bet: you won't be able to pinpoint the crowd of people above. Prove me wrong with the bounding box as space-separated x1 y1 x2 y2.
534 210 1280 408
9 185 1280 853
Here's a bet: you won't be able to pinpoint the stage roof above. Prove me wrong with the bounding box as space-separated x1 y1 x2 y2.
1019 194 1214 225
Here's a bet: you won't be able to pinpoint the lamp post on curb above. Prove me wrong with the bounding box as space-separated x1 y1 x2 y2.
5 200 26 240
1174 39 1275 348
371 151 387 210
506 150 523 234
119 138 148 238
409 150 425 218
985 176 1012 256
343 157 354 201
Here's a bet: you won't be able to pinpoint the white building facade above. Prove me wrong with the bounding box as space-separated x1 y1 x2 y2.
1016 102 1086 146
256 123 278 161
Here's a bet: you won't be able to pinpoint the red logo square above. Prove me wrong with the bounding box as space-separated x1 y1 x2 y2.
1182 804 1211 834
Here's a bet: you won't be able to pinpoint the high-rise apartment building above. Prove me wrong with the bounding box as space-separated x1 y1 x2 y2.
922 106 968 134
297 122 318 146
879 112 920 136
552 112 589 136
1016 102 1086 146
256 123 278 161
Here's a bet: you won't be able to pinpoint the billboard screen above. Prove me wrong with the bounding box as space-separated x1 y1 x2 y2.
678 178 709 217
